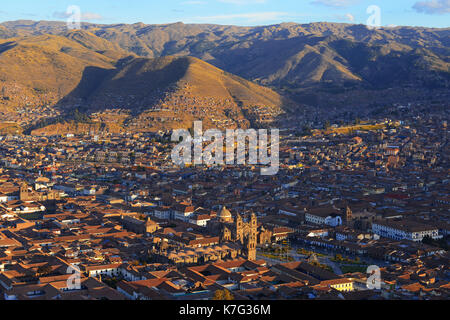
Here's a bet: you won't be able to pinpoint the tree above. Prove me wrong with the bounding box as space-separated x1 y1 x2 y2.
422 235 433 245
222 290 234 300
213 289 234 300
301 125 312 136
37 265 52 276
131 260 140 266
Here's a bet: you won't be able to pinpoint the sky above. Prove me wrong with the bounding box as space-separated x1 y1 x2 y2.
0 0 449 28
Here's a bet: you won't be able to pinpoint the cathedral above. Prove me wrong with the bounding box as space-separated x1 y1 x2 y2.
208 206 261 260
20 183 61 202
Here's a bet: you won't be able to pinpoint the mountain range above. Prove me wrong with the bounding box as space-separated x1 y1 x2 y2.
0 20 449 134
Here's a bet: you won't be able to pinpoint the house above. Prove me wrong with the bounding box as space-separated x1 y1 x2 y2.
189 214 211 227
152 206 173 220
317 278 354 292
372 220 440 242
120 215 159 235
84 263 122 278
305 209 343 227
173 204 195 222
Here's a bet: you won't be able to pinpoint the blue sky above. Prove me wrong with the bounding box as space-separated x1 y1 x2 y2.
0 0 449 28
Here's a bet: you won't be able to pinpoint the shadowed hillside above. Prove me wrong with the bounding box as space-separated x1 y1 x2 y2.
56 55 289 133
0 32 133 125
1 20 449 134
2 20 448 93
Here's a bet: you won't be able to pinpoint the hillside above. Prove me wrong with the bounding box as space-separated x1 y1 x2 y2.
60 55 287 132
0 26 290 134
1 20 448 95
0 20 449 134
0 31 133 126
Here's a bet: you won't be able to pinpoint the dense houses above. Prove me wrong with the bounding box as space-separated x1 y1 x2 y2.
0 103 448 300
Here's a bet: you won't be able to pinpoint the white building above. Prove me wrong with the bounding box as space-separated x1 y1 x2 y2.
85 263 122 278
188 214 211 227
152 206 172 220
0 194 7 203
305 211 343 227
173 205 195 222
372 220 440 242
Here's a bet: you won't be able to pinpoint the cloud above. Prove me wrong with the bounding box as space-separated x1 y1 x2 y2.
52 11 69 19
345 13 355 21
52 11 103 21
311 0 360 8
412 0 450 14
81 12 103 20
189 11 292 23
332 12 355 22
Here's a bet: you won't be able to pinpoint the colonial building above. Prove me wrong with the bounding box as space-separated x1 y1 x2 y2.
209 206 258 261
120 215 159 235
20 183 61 202
305 208 343 227
372 220 440 242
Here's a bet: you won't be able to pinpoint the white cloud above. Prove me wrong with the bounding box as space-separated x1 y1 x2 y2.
52 11 103 21
345 13 355 21
412 0 450 14
332 12 355 22
189 11 292 23
81 13 103 20
311 0 360 8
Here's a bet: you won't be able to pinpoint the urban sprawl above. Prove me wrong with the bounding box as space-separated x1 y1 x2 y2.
0 103 448 301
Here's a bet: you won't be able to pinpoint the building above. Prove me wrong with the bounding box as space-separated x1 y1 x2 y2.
209 206 258 261
372 220 440 242
20 183 61 202
318 278 354 292
173 204 195 222
305 209 343 227
120 215 159 235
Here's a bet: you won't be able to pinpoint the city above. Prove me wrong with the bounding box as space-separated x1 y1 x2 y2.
0 101 448 301
0 0 448 313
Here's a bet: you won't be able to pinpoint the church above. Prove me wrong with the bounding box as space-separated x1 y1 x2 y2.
208 206 271 261
20 183 61 202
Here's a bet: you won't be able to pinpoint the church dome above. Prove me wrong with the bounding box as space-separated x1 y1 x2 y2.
218 206 232 222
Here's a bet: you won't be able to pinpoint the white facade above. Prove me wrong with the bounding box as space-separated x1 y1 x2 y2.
188 216 210 227
305 213 326 225
372 222 440 242
153 208 172 220
174 209 194 222
87 266 121 277
305 213 342 227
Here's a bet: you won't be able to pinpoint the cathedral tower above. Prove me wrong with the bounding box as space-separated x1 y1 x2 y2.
246 213 257 261
235 214 244 243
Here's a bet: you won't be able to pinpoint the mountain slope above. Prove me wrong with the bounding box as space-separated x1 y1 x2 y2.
0 28 290 133
64 55 287 132
0 32 133 125
1 20 449 131
2 20 448 96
